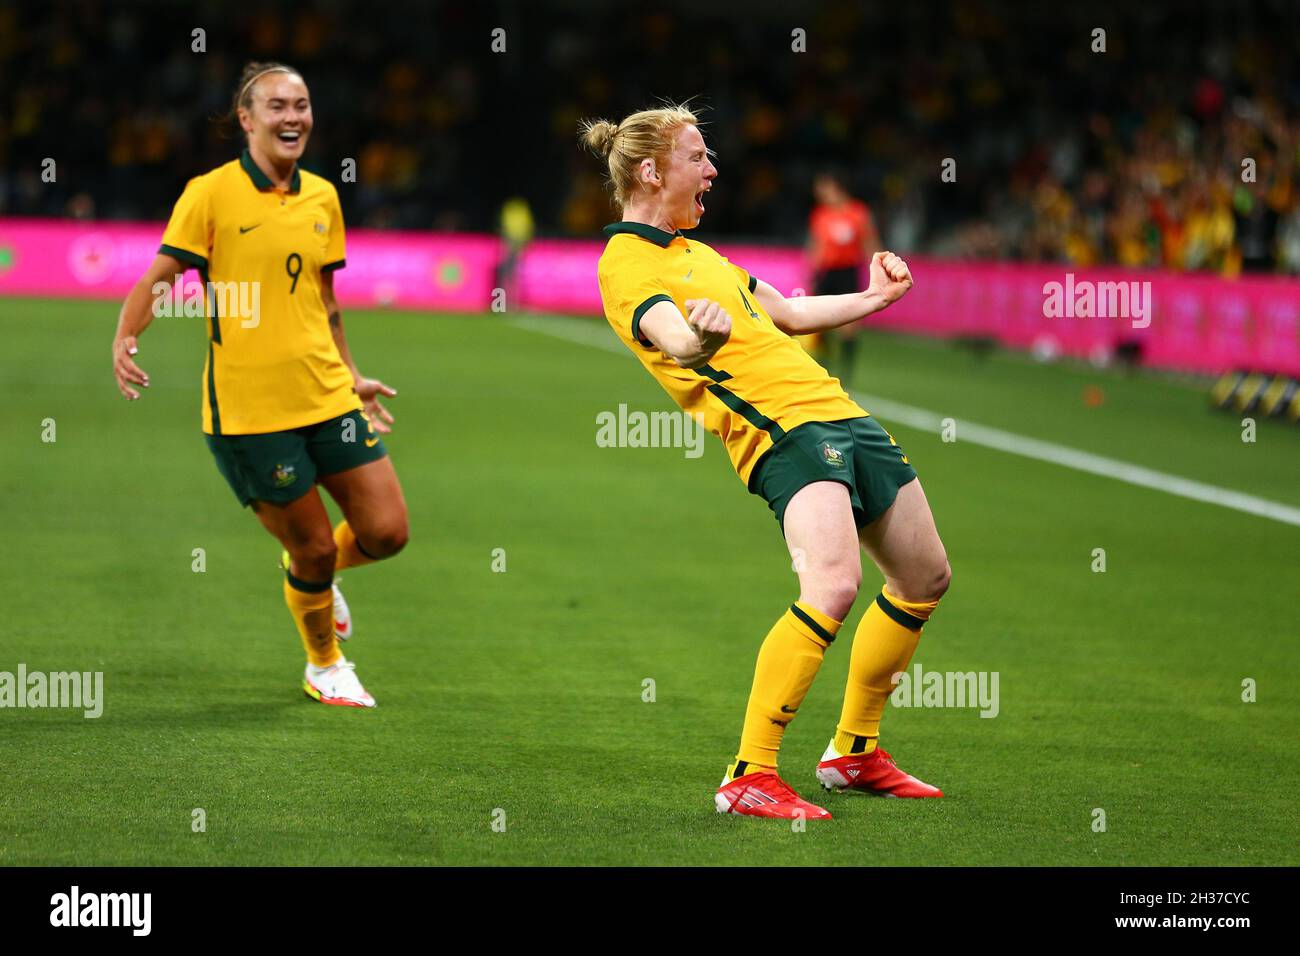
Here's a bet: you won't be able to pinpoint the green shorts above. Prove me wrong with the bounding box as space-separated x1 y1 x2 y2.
205 409 388 507
749 416 917 533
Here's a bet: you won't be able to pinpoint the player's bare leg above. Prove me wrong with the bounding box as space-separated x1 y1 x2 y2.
284 456 408 641
254 487 338 582
784 480 862 622
718 481 858 820
253 489 375 707
266 487 352 639
816 477 949 796
318 456 409 561
858 478 951 605
319 457 408 639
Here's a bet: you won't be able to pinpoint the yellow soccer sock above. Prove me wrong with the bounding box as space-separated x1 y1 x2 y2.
333 520 378 572
284 572 339 667
834 586 938 756
731 602 842 775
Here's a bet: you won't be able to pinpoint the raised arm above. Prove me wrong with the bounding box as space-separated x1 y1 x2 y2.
637 298 733 369
753 251 913 336
112 252 188 400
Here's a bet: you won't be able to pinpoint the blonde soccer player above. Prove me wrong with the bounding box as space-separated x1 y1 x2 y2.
112 62 409 707
581 104 949 819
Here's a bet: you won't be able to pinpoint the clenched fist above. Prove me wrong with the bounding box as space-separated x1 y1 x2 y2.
868 251 913 305
684 298 732 354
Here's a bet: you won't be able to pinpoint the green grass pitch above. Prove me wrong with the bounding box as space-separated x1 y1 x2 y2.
1 297 1297 866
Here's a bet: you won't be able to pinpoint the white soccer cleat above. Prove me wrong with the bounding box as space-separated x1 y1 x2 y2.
303 655 375 708
332 579 353 641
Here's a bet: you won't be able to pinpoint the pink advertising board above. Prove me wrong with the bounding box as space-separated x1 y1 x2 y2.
514 241 1300 377
0 219 500 311
2 217 1297 376
867 259 1300 378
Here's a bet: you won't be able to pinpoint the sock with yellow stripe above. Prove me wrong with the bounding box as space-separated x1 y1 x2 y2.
284 571 340 667
728 602 842 779
833 586 939 756
333 520 380 572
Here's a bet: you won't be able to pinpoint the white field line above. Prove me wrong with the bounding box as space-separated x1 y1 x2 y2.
509 314 1300 528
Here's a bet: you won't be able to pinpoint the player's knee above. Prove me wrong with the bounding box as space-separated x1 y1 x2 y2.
896 560 950 604
382 521 410 556
814 568 861 620
834 572 862 609
932 560 952 600
368 520 409 558
292 537 338 576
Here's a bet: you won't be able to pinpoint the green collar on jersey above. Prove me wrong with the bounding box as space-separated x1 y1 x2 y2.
240 148 302 193
602 221 683 247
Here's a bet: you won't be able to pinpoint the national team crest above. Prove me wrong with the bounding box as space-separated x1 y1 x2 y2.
272 463 297 488
821 442 845 467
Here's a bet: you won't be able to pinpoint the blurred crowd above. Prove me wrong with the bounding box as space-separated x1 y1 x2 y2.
927 73 1300 275
2 0 1298 274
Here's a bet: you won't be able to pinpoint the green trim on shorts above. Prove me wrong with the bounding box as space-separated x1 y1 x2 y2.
205 409 387 507
748 416 917 533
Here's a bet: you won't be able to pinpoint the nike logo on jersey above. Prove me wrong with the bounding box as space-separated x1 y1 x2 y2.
365 437 380 448
239 224 262 234
780 705 798 713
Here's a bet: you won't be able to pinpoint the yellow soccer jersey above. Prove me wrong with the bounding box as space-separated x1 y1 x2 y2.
597 222 868 484
159 149 359 435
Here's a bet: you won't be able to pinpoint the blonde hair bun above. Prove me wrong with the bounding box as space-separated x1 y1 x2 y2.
580 119 620 158
577 102 701 209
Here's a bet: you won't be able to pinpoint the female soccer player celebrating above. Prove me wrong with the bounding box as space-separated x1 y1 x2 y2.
581 104 950 819
112 62 408 708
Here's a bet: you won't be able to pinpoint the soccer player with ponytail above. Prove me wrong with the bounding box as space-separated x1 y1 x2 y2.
112 63 409 708
581 104 949 819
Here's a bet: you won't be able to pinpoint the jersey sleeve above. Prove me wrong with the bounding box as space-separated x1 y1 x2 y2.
598 249 676 349
323 187 346 272
159 176 212 271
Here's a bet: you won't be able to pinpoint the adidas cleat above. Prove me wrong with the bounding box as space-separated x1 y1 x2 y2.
715 771 832 819
815 741 943 798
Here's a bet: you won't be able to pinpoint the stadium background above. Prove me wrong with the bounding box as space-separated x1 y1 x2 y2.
1 0 1297 867
5 0 1300 268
